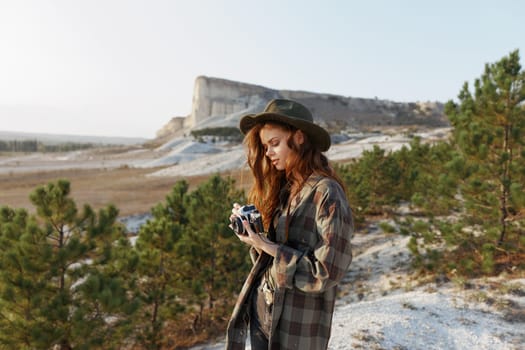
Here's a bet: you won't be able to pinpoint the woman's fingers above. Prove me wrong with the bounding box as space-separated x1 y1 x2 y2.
243 220 257 236
232 202 241 215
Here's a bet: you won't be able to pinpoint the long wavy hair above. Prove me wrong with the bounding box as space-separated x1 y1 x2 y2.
244 121 345 229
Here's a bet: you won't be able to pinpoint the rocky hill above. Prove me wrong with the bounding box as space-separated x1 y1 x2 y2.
156 76 448 138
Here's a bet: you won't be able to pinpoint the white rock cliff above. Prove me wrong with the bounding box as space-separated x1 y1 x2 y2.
159 76 447 137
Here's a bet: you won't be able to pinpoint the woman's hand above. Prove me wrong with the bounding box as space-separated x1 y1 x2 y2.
229 203 278 257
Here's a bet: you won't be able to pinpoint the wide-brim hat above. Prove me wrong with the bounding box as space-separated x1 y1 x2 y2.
239 99 331 152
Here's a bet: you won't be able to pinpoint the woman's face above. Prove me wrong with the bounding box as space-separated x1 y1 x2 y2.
259 123 303 171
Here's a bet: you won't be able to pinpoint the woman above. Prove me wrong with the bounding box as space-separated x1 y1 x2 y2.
226 99 353 350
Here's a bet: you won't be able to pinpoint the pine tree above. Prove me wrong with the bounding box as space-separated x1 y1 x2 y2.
132 180 189 349
339 145 402 216
443 50 525 273
398 138 459 216
0 180 131 349
176 175 249 331
72 204 139 349
0 206 53 349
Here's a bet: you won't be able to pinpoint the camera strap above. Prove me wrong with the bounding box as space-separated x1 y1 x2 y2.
284 202 292 243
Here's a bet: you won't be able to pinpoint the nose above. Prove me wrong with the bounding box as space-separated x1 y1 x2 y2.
265 147 274 157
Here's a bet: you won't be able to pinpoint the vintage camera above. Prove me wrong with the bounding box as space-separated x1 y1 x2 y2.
231 204 263 235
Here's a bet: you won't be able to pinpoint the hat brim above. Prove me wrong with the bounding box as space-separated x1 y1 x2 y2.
240 112 331 152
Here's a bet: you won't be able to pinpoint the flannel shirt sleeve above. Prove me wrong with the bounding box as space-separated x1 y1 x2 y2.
271 181 353 292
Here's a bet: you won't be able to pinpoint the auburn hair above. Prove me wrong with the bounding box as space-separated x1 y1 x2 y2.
244 122 345 229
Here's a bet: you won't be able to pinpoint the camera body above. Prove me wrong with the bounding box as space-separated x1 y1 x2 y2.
231 204 263 235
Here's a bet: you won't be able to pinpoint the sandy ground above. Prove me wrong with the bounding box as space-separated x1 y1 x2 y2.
0 145 253 216
189 226 525 350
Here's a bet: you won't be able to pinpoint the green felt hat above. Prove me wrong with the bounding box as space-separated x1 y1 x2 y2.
239 99 331 152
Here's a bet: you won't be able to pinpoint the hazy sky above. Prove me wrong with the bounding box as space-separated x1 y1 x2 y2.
0 0 523 138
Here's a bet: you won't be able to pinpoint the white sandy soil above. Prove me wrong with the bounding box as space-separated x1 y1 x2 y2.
188 227 524 350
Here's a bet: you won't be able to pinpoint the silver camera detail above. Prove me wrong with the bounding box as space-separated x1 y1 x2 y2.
231 204 263 235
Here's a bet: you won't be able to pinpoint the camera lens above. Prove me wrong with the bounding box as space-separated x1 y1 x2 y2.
231 217 245 235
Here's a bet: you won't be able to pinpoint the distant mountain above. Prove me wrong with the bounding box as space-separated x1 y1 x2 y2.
0 130 146 145
156 76 449 139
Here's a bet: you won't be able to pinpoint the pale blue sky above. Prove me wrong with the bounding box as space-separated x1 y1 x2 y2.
0 0 523 138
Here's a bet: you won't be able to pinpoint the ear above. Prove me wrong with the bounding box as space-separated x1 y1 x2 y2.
293 129 305 146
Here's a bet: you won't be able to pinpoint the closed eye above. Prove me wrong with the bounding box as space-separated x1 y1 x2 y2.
263 138 279 150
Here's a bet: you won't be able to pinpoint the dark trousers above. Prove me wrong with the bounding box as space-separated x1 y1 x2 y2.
250 315 269 350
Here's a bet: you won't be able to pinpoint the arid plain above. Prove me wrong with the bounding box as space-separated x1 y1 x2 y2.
0 145 253 217
0 127 450 217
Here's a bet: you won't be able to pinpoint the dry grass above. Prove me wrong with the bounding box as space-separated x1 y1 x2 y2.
0 166 254 217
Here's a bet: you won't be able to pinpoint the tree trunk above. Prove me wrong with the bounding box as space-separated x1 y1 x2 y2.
209 253 215 311
59 225 66 290
498 124 511 245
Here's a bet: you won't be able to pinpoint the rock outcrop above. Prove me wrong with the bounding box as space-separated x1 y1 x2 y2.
158 76 448 137
156 116 185 139
185 76 278 129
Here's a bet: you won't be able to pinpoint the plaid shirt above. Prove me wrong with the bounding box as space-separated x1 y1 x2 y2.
226 175 354 350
